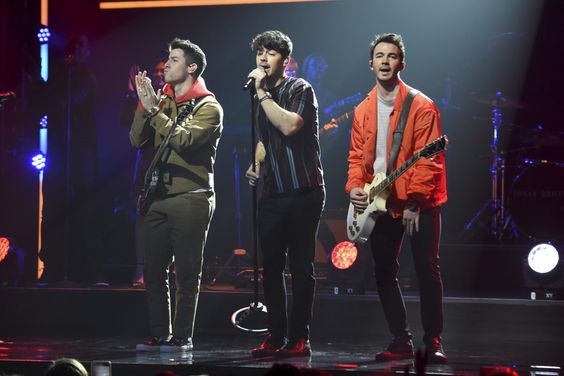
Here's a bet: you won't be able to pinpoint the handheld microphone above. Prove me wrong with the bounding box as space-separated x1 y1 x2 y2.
243 67 265 91
243 77 254 91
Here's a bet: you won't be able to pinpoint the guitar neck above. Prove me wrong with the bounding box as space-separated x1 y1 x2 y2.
373 151 422 193
335 110 353 124
146 104 193 172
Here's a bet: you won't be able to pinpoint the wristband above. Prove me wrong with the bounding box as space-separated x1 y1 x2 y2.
145 106 159 118
259 92 273 104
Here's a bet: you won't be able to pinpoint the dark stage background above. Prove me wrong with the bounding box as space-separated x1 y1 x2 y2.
1 0 563 287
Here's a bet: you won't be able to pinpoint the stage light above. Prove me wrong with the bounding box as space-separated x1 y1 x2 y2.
328 241 366 295
527 243 559 274
40 115 48 128
331 241 358 270
31 153 46 171
523 243 563 300
37 27 50 44
0 237 10 263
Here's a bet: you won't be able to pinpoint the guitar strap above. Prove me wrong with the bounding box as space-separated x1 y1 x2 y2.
386 89 419 175
159 96 206 163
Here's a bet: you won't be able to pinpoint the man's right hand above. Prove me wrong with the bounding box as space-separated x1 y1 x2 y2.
135 70 160 112
245 163 261 187
350 187 368 213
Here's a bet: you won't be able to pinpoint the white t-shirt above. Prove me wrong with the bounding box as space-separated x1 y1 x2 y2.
373 94 395 175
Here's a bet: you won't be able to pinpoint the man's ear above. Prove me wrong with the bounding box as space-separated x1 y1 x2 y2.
369 59 373 70
188 63 198 74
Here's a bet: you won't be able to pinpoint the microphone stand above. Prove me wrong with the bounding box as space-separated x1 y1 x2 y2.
230 84 268 334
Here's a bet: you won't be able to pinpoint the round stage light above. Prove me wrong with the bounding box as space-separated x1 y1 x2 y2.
527 243 559 274
0 237 10 263
331 241 358 270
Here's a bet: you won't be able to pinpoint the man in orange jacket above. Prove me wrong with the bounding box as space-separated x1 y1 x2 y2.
346 33 448 364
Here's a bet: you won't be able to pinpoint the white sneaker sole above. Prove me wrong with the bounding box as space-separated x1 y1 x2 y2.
160 345 192 352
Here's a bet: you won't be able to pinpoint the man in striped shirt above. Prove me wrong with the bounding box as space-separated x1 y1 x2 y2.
245 30 325 359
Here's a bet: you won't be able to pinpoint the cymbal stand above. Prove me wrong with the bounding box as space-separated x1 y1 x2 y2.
490 98 506 239
463 92 515 241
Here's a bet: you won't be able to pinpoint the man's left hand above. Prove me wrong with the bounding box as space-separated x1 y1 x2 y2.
402 208 420 236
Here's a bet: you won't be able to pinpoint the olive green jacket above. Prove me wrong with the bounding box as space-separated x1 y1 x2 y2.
129 95 223 195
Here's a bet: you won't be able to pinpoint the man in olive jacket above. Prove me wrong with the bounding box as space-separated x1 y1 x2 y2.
131 38 223 352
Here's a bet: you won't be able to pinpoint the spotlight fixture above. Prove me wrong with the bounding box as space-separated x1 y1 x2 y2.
0 237 10 264
40 115 48 128
528 243 559 274
37 27 51 44
524 243 563 300
328 241 366 295
31 153 46 171
331 241 358 270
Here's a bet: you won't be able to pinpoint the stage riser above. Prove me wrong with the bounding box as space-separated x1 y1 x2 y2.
2 288 563 345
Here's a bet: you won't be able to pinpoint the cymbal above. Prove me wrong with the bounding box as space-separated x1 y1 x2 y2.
470 92 525 109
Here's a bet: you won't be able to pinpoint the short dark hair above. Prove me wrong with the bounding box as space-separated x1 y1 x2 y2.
168 38 207 77
370 33 406 63
250 30 293 59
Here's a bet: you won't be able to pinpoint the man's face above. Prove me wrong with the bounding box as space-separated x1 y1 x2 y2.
164 48 193 85
255 47 286 78
370 42 403 83
152 61 166 89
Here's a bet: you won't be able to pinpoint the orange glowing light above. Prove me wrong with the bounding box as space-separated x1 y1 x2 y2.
100 0 328 10
331 241 358 270
0 237 10 263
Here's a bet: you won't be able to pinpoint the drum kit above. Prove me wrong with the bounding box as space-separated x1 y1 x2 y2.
462 91 564 243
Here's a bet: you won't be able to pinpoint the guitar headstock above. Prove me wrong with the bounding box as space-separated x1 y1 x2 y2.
421 135 448 159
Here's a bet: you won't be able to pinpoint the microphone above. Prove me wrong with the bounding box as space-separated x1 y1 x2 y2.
243 67 265 91
0 91 15 104
243 77 254 91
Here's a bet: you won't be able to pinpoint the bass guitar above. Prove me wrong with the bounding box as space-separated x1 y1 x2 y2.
346 135 448 243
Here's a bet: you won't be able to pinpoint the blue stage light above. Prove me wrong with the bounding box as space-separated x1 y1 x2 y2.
31 153 46 171
40 115 48 128
37 27 51 44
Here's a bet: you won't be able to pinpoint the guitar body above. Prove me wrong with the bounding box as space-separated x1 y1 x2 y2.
137 168 160 216
345 135 448 243
347 172 389 243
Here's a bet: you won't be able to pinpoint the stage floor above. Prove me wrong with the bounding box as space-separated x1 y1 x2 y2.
1 286 563 375
1 333 561 376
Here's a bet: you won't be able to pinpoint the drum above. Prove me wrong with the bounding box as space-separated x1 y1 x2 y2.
510 160 564 241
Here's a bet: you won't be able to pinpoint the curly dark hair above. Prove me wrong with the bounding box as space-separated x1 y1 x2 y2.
168 38 207 77
369 33 406 63
250 30 293 59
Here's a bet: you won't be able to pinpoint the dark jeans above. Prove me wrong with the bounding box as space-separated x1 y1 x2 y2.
143 191 215 339
258 186 325 341
370 206 443 344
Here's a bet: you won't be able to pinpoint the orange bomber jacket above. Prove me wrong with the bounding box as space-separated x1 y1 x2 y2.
345 78 447 216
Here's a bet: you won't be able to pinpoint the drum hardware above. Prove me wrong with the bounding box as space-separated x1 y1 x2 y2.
509 159 564 242
463 91 523 241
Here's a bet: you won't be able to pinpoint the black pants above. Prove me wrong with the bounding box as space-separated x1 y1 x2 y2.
143 191 215 339
258 187 325 341
370 206 443 344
